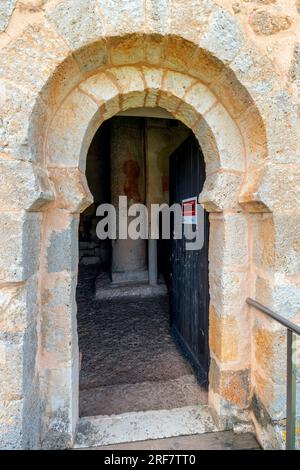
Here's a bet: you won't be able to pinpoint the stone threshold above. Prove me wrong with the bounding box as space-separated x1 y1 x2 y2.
74 405 218 449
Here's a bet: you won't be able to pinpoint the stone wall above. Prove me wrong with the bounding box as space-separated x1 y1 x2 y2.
0 0 299 449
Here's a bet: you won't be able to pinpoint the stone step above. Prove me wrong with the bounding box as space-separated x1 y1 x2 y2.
74 405 217 449
79 375 208 416
95 272 168 300
81 430 260 451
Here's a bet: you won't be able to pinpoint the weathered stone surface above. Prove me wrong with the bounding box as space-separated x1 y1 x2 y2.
209 267 248 315
0 324 37 402
142 66 163 107
210 358 251 408
194 118 219 175
73 39 108 73
46 212 79 273
249 9 292 35
46 0 104 50
0 0 16 32
200 7 243 63
109 35 144 66
204 103 244 171
209 214 248 267
252 213 275 271
253 319 286 419
236 106 268 169
168 0 214 42
108 66 146 111
0 160 53 210
97 0 145 35
41 271 78 367
230 44 275 103
41 365 78 449
254 164 300 211
0 275 38 333
0 80 38 161
179 82 216 126
200 171 242 211
209 306 240 363
0 212 41 283
0 399 23 449
146 0 169 34
289 44 300 90
49 168 92 213
273 212 300 276
263 90 299 163
255 275 300 320
17 1 48 12
0 23 69 93
46 89 100 171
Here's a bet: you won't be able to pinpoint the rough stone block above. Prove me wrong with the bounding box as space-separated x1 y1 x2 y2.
46 0 104 50
41 351 79 449
46 89 100 171
194 118 219 175
178 83 217 127
97 0 145 36
230 43 275 103
46 211 79 273
200 171 242 211
204 103 245 172
273 212 300 275
254 274 300 320
0 80 40 161
0 275 38 333
0 399 23 449
146 0 169 34
209 267 248 316
254 164 300 211
0 160 53 211
209 305 239 363
249 10 292 36
110 35 145 66
252 213 275 271
0 0 16 33
262 90 299 163
0 324 38 402
41 271 78 367
209 214 249 267
237 106 268 169
209 358 251 408
200 7 242 63
168 0 214 42
0 22 69 93
0 212 41 283
142 67 163 107
108 66 146 111
164 71 196 100
49 168 93 213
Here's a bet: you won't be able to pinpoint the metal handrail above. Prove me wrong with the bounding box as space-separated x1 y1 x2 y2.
247 298 299 450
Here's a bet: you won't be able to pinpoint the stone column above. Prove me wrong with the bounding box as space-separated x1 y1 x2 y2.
110 117 148 285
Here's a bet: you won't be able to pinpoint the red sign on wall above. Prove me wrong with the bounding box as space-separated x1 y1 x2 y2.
182 197 197 224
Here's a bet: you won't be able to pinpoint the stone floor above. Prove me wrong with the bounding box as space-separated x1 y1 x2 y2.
76 266 207 417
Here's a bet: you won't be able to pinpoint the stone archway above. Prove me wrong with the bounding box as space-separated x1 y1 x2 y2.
39 61 266 447
1 3 298 449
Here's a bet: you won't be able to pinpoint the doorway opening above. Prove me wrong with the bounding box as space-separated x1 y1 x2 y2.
76 110 209 418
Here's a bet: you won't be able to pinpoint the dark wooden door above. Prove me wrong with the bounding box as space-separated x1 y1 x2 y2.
169 135 209 386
